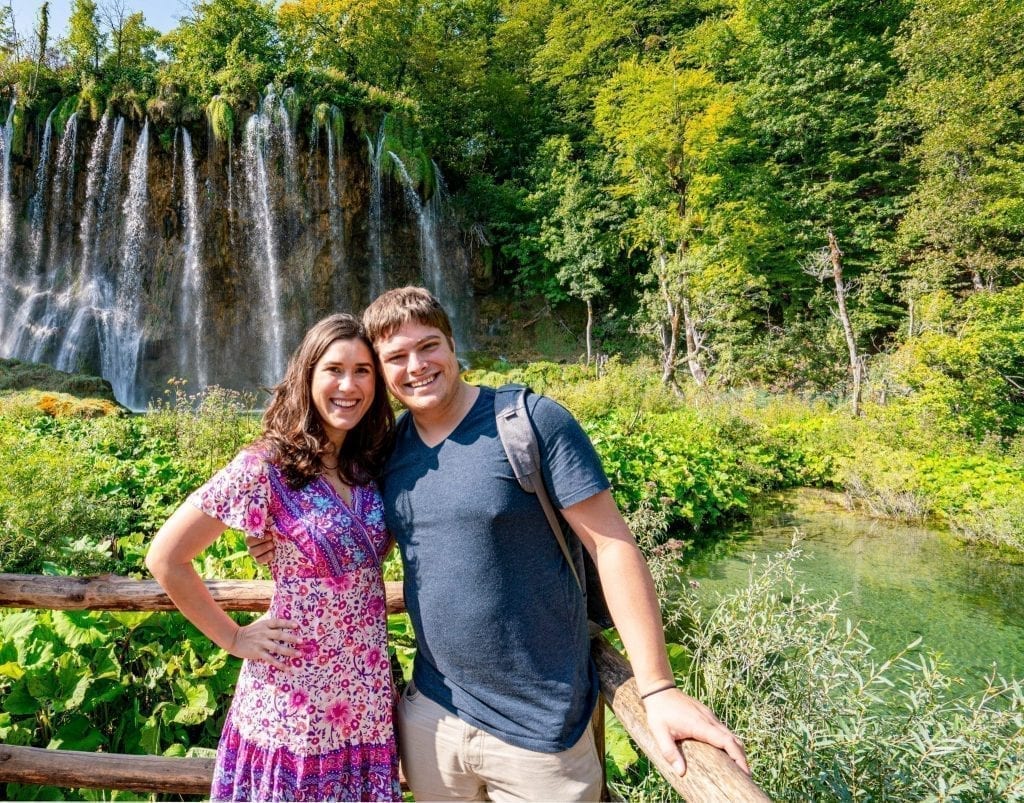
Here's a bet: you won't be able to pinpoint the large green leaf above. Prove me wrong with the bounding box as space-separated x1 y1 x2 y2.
2 679 41 714
48 713 105 751
51 611 109 648
0 611 38 647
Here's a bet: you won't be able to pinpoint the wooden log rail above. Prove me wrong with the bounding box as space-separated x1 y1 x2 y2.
0 573 769 802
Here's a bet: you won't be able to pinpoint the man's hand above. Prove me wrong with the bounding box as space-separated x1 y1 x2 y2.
644 687 749 776
245 534 275 565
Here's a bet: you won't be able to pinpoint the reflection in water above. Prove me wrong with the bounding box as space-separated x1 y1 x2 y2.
684 491 1024 687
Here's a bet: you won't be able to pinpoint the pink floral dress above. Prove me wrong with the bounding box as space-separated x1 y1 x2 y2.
188 449 400 802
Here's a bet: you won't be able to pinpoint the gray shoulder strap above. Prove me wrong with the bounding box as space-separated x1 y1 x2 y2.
494 384 583 593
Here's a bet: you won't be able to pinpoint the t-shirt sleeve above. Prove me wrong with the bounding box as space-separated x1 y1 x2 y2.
529 394 611 510
186 449 274 539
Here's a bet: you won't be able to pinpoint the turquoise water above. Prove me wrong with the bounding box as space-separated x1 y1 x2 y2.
684 492 1024 685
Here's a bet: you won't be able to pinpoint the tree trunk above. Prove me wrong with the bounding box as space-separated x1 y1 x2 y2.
682 297 707 387
827 229 861 415
585 297 594 367
656 253 681 390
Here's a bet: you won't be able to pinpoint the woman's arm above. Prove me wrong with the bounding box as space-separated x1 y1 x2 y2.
146 502 299 670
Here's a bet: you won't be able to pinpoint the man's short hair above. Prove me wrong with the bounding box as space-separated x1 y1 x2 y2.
363 286 454 344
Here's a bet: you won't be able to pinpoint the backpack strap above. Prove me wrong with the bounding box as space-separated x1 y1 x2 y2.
494 384 585 595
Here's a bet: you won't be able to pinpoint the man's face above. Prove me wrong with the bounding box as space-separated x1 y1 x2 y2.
374 320 461 416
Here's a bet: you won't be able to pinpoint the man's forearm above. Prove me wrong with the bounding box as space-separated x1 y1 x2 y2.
593 538 676 692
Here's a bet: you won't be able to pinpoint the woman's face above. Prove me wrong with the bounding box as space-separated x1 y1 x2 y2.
310 338 377 448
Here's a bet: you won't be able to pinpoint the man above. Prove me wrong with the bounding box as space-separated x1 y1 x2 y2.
253 287 748 800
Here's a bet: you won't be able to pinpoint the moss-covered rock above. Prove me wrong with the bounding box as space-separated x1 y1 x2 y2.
0 358 119 402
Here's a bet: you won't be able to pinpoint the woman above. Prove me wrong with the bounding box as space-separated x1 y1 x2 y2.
146 313 399 802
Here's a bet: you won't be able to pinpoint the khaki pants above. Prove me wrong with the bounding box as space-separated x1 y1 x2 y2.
397 681 603 802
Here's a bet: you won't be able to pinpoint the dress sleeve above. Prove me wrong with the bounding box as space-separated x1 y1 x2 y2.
186 449 274 539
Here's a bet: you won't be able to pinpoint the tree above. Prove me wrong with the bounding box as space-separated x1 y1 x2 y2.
536 140 622 365
30 2 49 94
65 0 106 76
804 230 863 414
720 0 910 341
595 56 739 387
161 0 281 104
891 0 1024 301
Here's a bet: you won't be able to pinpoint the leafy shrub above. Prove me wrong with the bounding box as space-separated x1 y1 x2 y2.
610 549 1024 801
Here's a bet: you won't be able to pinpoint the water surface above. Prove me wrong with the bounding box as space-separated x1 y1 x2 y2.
684 492 1024 685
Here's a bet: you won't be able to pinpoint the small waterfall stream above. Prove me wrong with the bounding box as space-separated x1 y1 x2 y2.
244 98 287 384
179 127 208 390
103 120 150 407
0 95 19 332
366 118 386 298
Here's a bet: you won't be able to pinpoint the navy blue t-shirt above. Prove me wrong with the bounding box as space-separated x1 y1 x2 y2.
382 386 610 752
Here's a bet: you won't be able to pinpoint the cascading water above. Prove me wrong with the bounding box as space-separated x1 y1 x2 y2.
389 152 445 298
56 114 122 373
366 118 387 298
28 111 54 269
0 93 19 333
21 112 79 362
0 101 475 406
244 100 287 384
324 108 346 278
101 120 150 407
1 110 54 358
388 152 472 350
179 127 208 390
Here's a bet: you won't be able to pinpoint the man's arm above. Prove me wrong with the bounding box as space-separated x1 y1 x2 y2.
561 489 749 776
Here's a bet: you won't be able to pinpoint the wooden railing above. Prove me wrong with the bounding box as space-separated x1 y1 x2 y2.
0 573 768 801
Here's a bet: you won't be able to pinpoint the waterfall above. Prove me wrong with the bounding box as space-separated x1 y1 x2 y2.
1 109 54 358
0 103 475 406
389 153 471 350
279 88 298 197
100 120 149 407
55 114 120 373
179 127 208 390
28 110 54 269
22 113 79 363
0 94 19 333
244 98 287 383
72 113 111 291
44 112 79 287
325 109 345 278
389 152 443 298
366 118 386 298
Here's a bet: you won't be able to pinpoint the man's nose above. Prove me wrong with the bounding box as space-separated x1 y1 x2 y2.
407 351 426 373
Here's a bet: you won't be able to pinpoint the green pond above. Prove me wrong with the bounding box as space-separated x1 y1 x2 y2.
684 492 1024 686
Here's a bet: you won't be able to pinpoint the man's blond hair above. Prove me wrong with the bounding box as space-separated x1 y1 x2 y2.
363 286 454 344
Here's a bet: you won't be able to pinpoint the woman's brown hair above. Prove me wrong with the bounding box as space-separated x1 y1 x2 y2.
258 314 394 489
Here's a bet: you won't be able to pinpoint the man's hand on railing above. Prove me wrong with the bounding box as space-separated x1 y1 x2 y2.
245 534 276 565
642 687 750 777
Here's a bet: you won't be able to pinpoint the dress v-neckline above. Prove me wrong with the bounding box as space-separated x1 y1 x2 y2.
319 475 358 513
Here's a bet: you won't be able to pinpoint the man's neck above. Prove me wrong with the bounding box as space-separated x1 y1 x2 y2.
411 381 480 447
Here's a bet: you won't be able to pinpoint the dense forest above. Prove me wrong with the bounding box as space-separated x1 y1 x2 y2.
0 0 1021 407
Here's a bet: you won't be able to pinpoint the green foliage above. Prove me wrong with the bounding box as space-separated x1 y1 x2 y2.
655 549 1024 801
160 0 283 105
892 0 1024 294
206 94 234 142
0 606 246 776
874 286 1024 440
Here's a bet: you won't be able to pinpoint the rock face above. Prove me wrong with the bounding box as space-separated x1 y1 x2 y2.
0 100 473 408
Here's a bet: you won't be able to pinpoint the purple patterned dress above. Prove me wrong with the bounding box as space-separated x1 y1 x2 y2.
188 449 401 802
